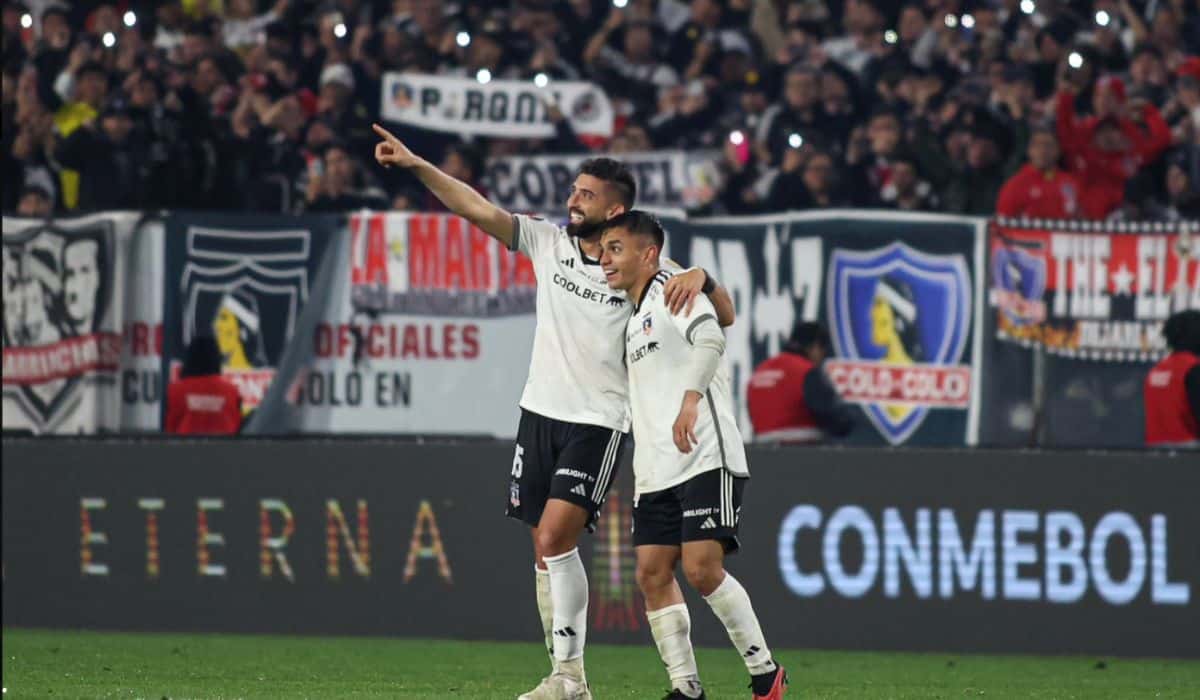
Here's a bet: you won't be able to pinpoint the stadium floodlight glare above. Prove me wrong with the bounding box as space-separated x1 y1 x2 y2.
944 14 958 28
1068 51 1084 69
456 31 470 47
333 22 347 39
961 14 975 29
124 11 136 27
534 72 549 88
788 133 803 149
884 30 898 44
729 130 745 146
102 31 116 48
1020 0 1035 15
1096 10 1111 26
476 68 492 84
20 13 32 29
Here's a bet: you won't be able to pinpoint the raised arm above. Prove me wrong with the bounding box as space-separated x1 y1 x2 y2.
372 123 514 247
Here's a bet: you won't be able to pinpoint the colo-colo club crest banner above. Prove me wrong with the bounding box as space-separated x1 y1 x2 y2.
2 212 140 433
663 211 985 447
161 214 340 416
990 219 1200 361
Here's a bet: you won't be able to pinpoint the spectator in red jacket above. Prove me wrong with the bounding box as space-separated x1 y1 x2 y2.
1056 76 1172 219
165 335 243 435
747 322 854 443
1144 310 1200 448
996 127 1081 219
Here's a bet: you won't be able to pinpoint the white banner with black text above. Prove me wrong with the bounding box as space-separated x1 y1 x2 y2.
380 73 614 139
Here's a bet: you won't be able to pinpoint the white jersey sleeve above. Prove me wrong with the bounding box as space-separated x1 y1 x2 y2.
510 213 558 259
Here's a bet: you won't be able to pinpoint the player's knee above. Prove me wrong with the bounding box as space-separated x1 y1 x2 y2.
682 559 723 596
535 527 573 557
635 563 673 595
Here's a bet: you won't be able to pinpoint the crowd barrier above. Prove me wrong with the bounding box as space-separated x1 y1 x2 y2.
3 438 1196 657
2 210 1197 448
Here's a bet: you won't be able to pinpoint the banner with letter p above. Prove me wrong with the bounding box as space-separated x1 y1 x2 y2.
381 73 614 139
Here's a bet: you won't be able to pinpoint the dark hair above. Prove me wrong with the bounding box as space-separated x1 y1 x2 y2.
785 322 831 355
1164 310 1200 354
599 210 664 250
181 335 222 377
577 157 636 209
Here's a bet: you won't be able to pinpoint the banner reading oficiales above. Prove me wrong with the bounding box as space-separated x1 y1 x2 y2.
381 73 614 139
990 219 1200 361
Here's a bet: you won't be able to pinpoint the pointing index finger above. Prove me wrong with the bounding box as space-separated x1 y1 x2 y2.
372 123 398 142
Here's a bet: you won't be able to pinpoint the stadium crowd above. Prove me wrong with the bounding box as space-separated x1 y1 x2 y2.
3 0 1199 220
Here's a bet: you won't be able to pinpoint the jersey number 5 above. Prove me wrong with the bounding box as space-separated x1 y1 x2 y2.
511 444 525 478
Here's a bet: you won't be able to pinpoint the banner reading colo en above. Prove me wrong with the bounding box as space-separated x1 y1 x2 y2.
248 211 536 436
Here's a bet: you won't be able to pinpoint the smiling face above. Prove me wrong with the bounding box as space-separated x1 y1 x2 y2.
599 226 656 292
565 174 624 238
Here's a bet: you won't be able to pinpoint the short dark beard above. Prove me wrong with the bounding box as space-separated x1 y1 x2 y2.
566 216 605 239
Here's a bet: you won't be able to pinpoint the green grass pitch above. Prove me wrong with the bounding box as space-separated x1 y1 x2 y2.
3 628 1198 698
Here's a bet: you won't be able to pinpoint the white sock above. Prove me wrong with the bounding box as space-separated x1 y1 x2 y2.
535 566 556 671
647 603 702 697
703 572 776 676
544 548 588 672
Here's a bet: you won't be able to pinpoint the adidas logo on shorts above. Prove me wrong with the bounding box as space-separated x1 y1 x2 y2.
700 516 717 530
570 484 588 497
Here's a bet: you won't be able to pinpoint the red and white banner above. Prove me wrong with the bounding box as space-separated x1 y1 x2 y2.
249 212 537 437
825 360 973 408
2 333 121 384
990 219 1200 361
2 212 143 433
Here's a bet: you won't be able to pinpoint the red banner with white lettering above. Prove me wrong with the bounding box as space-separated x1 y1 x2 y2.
989 219 1200 361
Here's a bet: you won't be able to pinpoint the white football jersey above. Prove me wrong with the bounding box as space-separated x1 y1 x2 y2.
626 268 749 495
511 214 632 432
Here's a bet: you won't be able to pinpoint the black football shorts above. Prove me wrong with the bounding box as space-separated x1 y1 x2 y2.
505 409 626 532
633 467 746 554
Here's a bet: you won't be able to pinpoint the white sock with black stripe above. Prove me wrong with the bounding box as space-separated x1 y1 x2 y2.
544 547 588 676
703 572 776 677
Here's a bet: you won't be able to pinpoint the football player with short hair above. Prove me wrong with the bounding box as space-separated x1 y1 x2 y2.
599 211 787 700
373 125 735 700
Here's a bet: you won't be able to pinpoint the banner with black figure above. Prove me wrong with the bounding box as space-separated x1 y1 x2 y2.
2 212 141 434
160 213 342 421
660 211 986 447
